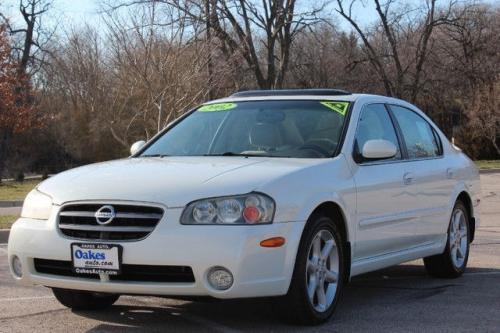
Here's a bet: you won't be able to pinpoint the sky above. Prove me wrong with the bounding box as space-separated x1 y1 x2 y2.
1 0 101 30
0 0 382 32
1 0 498 36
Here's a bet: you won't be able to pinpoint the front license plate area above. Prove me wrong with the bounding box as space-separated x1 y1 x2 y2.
71 243 122 275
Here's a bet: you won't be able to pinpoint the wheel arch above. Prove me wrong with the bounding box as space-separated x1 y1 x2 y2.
308 201 351 281
456 191 475 242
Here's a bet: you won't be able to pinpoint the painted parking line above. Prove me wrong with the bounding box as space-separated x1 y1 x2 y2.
2 293 240 333
0 296 55 302
352 270 500 283
464 271 500 275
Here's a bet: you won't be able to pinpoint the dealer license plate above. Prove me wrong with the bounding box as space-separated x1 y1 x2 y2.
71 243 122 275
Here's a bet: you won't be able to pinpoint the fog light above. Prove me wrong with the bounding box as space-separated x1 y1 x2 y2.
11 256 22 278
207 266 233 290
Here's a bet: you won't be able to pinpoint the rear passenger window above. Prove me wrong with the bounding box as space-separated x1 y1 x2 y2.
354 104 401 162
390 105 442 159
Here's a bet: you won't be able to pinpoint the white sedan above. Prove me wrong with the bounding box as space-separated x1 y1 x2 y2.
8 89 481 324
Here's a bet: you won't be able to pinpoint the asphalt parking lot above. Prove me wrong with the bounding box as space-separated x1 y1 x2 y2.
1 174 499 332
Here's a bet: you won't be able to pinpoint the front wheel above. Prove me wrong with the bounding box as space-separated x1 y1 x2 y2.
52 288 119 310
424 201 470 278
279 215 345 325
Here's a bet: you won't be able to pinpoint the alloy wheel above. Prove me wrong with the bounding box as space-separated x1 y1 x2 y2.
306 229 339 312
449 208 468 269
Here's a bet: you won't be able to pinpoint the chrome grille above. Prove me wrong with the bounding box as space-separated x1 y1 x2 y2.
58 204 164 241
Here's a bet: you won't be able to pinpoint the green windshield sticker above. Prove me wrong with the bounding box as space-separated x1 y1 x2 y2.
320 101 350 116
198 103 237 112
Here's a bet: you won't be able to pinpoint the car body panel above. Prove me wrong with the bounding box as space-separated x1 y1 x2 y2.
349 160 420 260
8 93 481 297
38 157 322 215
8 212 305 298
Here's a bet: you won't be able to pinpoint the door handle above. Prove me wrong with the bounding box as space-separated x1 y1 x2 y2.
446 168 455 179
403 172 415 185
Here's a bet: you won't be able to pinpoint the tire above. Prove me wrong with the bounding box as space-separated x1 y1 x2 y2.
424 201 470 278
52 288 119 310
279 214 345 325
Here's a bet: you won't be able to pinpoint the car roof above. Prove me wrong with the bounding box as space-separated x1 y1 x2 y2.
230 89 351 97
204 89 417 104
206 93 401 105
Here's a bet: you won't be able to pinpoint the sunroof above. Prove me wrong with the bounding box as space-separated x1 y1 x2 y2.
230 89 351 98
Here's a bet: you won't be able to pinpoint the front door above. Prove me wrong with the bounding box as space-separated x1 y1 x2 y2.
350 103 420 260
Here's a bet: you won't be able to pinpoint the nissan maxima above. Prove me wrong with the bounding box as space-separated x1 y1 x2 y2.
8 89 481 324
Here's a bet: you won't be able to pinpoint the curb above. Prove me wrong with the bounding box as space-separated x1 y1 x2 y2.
0 229 9 244
1 175 49 182
0 201 23 208
479 168 500 174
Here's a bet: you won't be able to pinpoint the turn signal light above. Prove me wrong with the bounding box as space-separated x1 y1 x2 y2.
260 237 286 248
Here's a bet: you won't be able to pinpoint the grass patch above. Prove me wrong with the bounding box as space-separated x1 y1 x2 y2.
475 160 500 170
0 179 40 201
0 215 17 229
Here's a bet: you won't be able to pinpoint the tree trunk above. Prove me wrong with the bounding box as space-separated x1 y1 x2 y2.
0 130 12 182
205 0 214 99
491 137 500 157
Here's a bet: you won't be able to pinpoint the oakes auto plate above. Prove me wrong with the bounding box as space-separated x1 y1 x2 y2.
71 243 122 275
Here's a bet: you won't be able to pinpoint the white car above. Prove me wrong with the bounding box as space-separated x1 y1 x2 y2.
8 89 481 324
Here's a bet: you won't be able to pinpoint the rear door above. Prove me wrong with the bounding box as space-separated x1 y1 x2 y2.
388 105 454 245
350 103 421 260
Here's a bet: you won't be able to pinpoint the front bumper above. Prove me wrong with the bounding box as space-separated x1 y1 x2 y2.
7 207 305 299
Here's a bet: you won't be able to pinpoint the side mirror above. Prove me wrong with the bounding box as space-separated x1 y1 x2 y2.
130 140 146 155
362 139 397 160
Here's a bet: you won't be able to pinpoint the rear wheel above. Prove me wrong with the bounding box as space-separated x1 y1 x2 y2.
279 214 345 325
424 201 470 278
52 288 119 310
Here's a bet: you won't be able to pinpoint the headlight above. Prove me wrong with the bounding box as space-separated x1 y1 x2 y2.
21 189 53 220
181 193 275 225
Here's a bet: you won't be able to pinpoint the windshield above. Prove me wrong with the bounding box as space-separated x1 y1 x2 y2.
140 100 350 158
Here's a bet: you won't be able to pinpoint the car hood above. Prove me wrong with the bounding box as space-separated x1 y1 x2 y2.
38 157 323 207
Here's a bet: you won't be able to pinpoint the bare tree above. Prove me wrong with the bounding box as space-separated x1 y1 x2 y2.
431 4 500 155
2 0 497 175
334 0 460 101
1 0 54 75
105 0 326 89
468 81 500 156
41 3 221 160
205 0 326 88
103 2 214 144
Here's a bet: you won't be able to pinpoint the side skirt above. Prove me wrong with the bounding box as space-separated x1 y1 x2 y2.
350 238 446 277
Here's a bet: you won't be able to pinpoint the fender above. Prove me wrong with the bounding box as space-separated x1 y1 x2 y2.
278 192 354 292
448 181 477 221
294 191 354 244
447 180 479 243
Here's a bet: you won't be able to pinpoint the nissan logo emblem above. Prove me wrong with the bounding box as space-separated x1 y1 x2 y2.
95 205 116 225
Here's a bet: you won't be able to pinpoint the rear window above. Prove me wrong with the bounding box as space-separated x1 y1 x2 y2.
389 105 442 159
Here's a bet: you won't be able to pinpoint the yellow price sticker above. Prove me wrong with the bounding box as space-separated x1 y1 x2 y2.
320 101 350 116
198 103 237 112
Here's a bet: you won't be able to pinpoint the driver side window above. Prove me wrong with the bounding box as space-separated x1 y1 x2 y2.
354 104 401 163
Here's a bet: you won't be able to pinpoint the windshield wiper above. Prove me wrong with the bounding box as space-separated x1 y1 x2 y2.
139 154 169 158
205 152 283 157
